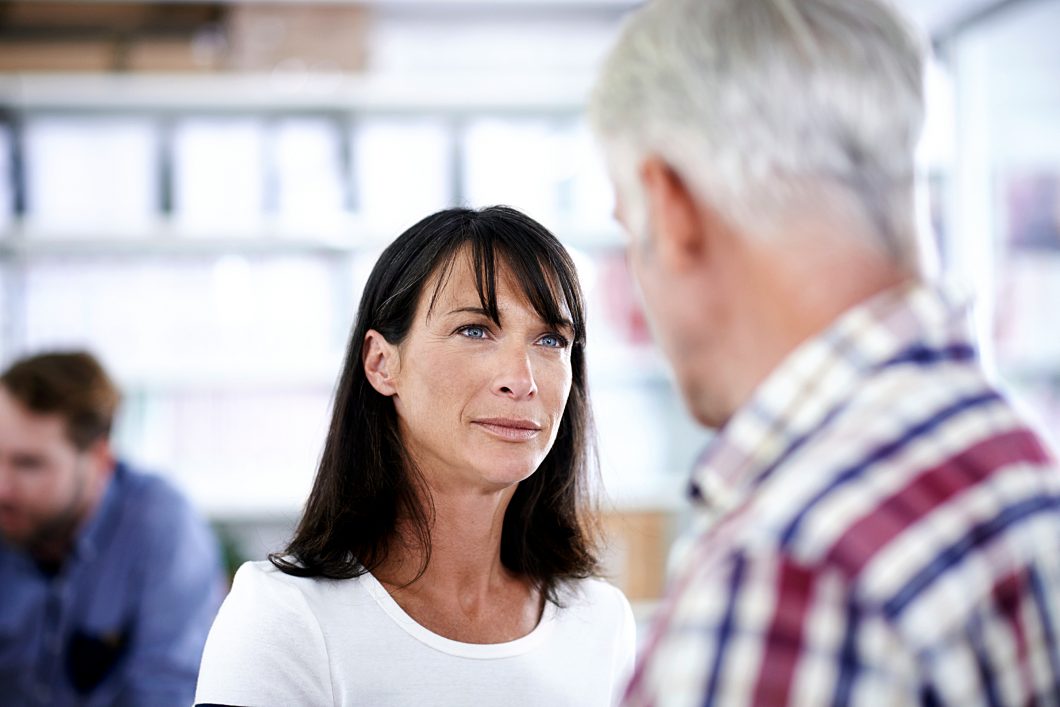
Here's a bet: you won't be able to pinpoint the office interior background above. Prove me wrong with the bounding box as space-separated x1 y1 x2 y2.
0 0 1058 621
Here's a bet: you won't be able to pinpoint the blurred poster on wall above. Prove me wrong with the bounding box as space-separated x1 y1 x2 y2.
1005 172 1060 251
995 252 1060 367
996 170 1060 366
995 170 1060 439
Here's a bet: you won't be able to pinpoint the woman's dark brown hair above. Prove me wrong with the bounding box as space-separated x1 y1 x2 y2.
271 206 599 601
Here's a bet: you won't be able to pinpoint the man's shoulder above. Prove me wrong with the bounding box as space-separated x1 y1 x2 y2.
113 461 200 521
724 372 1060 630
773 413 1054 550
107 461 216 558
723 359 1055 558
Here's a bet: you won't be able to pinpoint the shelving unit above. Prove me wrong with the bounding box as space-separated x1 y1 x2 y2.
0 231 362 257
0 1 698 615
0 72 597 113
0 69 706 526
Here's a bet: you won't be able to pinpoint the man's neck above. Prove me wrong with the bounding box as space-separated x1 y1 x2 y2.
710 232 912 424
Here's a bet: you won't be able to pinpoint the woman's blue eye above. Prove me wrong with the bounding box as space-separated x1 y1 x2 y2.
539 334 569 349
461 326 488 339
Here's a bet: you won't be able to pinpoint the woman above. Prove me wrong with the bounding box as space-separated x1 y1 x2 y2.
195 206 636 706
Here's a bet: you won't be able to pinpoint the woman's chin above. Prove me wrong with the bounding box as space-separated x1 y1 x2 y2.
472 457 541 490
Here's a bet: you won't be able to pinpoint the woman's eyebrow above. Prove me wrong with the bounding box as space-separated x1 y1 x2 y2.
445 306 492 317
552 319 576 338
443 305 574 333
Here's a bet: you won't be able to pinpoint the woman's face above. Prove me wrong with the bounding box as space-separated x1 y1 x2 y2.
365 252 575 494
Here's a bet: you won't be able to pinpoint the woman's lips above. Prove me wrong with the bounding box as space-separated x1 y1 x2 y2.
472 418 542 441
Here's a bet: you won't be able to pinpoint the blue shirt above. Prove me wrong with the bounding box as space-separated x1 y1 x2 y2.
0 461 225 706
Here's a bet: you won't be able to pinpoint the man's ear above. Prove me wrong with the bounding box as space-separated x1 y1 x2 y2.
363 329 400 397
85 438 115 483
640 156 710 271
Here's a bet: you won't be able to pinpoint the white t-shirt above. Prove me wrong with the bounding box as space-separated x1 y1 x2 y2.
195 561 636 706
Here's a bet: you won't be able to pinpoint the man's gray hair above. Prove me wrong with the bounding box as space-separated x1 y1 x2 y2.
589 0 927 271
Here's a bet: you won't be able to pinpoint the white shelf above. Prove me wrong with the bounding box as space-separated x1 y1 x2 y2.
0 233 363 258
0 72 595 113
15 0 638 8
0 222 623 257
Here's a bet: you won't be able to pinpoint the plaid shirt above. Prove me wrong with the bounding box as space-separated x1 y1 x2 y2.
624 283 1060 706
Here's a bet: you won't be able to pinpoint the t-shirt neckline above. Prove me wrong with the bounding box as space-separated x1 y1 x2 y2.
359 569 559 659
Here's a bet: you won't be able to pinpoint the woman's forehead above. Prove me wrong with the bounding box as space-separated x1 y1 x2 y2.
422 249 572 324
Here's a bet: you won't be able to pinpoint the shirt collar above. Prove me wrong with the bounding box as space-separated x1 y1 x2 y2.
689 281 977 512
71 460 126 563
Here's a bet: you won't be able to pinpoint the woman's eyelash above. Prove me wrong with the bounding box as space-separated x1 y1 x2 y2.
456 324 490 339
539 333 570 348
454 324 569 348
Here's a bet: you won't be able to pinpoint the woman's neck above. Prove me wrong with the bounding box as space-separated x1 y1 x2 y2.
373 484 543 643
379 485 514 595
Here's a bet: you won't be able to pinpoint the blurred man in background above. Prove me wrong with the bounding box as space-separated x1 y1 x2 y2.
0 351 224 706
590 0 1060 704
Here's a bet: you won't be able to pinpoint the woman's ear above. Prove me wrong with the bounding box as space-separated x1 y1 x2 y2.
363 329 400 397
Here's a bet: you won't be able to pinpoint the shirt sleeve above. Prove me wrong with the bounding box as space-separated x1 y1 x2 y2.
624 550 920 706
194 562 334 707
112 491 226 707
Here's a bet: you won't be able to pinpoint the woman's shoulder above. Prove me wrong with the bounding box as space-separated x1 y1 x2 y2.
555 576 633 618
201 561 366 668
228 560 307 602
232 558 307 589
197 561 339 705
229 559 368 610
551 577 637 663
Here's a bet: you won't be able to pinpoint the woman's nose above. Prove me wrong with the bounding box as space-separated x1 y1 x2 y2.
493 347 537 400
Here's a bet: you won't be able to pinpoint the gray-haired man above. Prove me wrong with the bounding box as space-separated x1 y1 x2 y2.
590 0 1060 704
